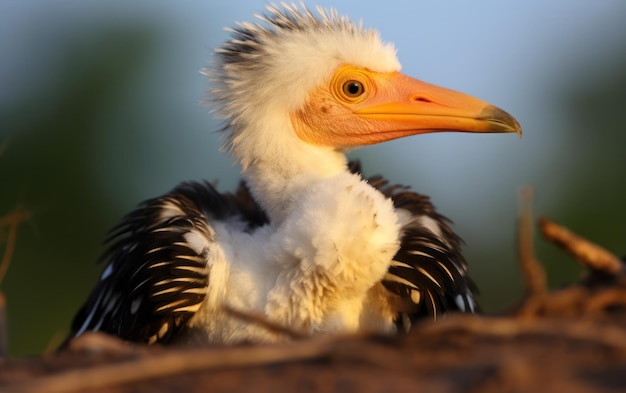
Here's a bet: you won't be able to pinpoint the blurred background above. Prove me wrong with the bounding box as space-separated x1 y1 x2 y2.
1 0 625 357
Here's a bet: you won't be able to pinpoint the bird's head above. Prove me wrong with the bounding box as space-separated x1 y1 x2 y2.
207 4 521 172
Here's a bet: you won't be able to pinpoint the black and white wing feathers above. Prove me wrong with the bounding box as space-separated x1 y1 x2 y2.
70 181 267 344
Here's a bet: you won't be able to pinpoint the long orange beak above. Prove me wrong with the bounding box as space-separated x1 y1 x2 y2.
355 73 521 140
292 66 521 147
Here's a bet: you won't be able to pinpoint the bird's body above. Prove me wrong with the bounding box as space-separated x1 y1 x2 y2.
69 4 520 345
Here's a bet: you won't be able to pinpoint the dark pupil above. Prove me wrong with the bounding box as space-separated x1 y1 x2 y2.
347 83 360 95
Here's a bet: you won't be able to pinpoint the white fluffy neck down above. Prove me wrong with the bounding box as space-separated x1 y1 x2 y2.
234 111 348 224
263 171 401 333
242 150 348 225
194 170 403 342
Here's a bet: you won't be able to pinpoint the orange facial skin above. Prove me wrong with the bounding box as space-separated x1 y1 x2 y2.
292 65 521 148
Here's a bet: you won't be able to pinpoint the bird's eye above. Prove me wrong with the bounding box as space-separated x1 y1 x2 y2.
342 80 364 98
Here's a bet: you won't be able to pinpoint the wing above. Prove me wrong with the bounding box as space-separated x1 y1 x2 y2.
69 181 268 344
349 161 478 332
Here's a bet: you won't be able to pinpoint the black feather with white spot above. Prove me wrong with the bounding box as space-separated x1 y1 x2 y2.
69 181 267 344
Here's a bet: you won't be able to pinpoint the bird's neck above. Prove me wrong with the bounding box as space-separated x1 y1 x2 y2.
242 145 348 225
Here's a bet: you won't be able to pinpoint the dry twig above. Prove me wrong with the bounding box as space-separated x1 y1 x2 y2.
584 288 626 313
517 188 547 297
0 205 31 285
0 205 31 358
221 304 309 340
419 314 626 352
539 216 622 275
5 335 340 393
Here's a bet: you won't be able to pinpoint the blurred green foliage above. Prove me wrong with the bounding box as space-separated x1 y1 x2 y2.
1 25 157 356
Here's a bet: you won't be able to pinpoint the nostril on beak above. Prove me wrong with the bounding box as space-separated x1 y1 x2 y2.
412 96 432 103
